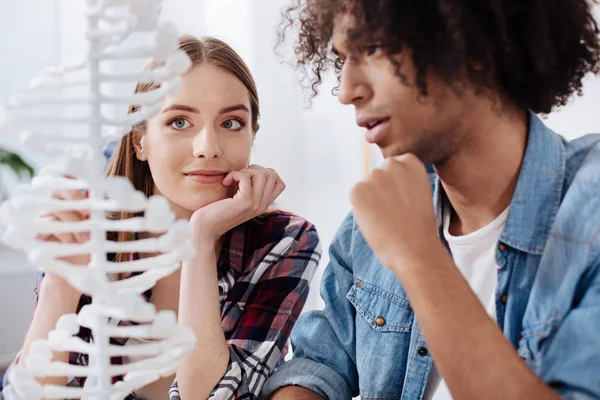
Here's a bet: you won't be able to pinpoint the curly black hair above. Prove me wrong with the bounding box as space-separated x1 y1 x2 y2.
278 0 600 114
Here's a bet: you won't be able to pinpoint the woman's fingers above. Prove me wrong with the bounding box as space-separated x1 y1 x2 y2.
36 232 60 243
42 188 91 243
263 168 285 206
247 168 267 209
248 165 285 208
51 190 90 220
262 172 277 208
272 177 286 201
257 168 278 209
223 171 253 204
222 166 285 215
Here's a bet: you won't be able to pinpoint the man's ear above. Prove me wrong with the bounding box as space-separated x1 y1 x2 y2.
132 130 148 161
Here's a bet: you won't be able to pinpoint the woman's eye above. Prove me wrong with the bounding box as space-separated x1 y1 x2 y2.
169 118 192 130
221 119 245 131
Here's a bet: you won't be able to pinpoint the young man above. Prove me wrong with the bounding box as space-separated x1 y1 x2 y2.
262 1 600 399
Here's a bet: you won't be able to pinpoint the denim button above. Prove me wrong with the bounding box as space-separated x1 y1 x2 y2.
499 243 507 252
501 295 508 304
417 347 428 357
375 317 385 326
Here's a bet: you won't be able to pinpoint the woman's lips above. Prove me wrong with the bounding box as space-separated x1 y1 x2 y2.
184 171 226 184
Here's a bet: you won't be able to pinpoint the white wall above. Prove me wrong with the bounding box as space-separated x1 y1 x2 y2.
0 252 35 367
0 0 60 366
543 76 600 138
0 0 599 367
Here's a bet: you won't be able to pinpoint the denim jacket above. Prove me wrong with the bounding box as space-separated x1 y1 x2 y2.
262 112 600 400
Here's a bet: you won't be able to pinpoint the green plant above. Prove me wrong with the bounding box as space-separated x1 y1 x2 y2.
0 148 34 179
0 148 34 203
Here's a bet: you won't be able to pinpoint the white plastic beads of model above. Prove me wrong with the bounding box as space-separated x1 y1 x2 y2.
0 1 196 399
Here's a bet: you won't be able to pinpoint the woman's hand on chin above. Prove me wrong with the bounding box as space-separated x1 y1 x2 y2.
189 165 285 244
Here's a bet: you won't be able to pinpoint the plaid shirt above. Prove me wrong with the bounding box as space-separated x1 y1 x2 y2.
2 210 321 400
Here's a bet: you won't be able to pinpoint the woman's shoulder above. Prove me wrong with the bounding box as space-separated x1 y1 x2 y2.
248 210 319 249
224 210 320 274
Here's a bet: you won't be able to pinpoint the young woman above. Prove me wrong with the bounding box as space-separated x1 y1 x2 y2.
1 35 321 400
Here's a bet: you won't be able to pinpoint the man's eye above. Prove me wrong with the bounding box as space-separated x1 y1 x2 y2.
365 44 382 56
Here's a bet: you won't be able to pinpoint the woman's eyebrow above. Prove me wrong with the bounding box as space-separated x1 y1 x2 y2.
161 104 200 114
220 104 249 114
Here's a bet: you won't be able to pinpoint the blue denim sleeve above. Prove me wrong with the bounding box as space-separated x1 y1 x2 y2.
261 214 359 399
1 366 9 396
539 260 600 399
0 353 20 399
103 141 116 160
103 141 117 170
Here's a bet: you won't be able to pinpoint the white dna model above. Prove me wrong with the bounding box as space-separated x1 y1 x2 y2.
0 1 196 398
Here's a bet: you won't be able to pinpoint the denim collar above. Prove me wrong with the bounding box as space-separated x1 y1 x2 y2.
431 111 565 255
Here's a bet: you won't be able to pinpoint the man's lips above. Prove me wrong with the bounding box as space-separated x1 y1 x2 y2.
357 116 392 144
356 116 391 130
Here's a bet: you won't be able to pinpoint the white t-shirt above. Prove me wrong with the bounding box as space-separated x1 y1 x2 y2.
422 203 509 400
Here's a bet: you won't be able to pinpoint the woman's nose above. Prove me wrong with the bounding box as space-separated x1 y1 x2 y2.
192 128 223 159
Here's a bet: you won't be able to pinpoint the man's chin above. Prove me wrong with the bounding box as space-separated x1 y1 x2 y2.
379 143 410 159
380 147 397 159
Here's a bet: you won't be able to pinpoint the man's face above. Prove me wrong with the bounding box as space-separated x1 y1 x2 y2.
332 14 474 162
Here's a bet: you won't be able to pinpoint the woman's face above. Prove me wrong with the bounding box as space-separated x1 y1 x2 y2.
135 63 254 219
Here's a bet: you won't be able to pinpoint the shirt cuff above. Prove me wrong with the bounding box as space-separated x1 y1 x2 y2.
260 358 352 400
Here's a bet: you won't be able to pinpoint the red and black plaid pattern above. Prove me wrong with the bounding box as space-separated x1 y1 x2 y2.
4 211 321 400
